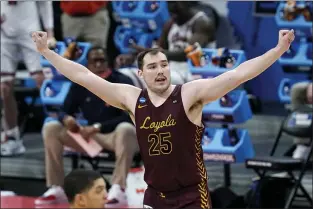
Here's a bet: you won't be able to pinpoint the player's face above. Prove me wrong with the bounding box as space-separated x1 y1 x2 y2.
139 52 171 94
87 49 109 76
75 178 107 208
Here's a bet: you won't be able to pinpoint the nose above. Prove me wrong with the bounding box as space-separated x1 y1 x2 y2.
95 61 102 67
156 64 164 74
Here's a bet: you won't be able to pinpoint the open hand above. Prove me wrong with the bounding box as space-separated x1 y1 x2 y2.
277 29 295 52
31 31 49 53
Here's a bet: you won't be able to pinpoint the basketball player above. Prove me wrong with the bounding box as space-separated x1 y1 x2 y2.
1 1 55 156
31 29 295 208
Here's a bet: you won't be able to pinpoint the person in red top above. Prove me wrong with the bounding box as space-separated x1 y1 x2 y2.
32 29 295 208
60 1 110 49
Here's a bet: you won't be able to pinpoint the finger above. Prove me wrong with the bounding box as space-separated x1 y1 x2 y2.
30 31 37 39
290 34 295 42
34 33 41 42
36 31 46 37
280 29 289 34
280 31 289 37
279 30 289 36
42 32 47 39
31 33 36 42
287 29 294 36
29 31 36 38
287 30 295 41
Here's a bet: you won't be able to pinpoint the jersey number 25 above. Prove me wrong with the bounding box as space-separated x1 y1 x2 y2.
148 132 173 156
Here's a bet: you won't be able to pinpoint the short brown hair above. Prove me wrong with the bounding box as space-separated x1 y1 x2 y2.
136 48 165 70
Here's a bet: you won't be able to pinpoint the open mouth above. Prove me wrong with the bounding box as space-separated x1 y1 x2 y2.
155 77 166 82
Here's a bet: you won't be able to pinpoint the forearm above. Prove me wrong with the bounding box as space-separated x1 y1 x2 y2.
41 49 89 84
237 46 285 82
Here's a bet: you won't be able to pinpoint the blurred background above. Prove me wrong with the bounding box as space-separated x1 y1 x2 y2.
0 1 312 208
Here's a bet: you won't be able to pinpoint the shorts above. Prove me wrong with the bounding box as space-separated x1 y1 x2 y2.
1 31 42 82
143 185 211 209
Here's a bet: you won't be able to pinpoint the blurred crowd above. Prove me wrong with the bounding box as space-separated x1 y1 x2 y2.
0 1 312 208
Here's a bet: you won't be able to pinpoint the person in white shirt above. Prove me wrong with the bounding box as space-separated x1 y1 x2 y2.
1 1 56 156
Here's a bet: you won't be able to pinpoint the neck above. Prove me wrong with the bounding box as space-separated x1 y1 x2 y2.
147 85 175 100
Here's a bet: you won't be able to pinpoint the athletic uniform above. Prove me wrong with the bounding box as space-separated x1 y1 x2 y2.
1 1 53 82
135 85 211 209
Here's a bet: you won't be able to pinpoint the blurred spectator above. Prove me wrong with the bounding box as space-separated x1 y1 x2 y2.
63 169 107 208
1 1 55 156
291 82 312 111
35 47 138 207
116 1 217 84
290 82 312 159
60 1 110 49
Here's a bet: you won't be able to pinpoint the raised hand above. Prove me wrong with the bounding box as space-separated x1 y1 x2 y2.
31 31 49 53
277 29 295 52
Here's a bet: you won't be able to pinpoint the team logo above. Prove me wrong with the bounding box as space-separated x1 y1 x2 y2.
138 104 148 109
139 97 146 104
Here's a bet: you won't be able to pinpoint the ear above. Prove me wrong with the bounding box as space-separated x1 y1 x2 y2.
75 194 85 206
138 69 143 78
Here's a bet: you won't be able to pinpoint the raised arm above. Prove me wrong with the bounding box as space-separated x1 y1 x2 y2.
183 29 295 108
31 31 141 113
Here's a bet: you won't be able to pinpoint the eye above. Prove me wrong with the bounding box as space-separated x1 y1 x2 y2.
96 188 103 194
148 65 156 70
161 63 168 68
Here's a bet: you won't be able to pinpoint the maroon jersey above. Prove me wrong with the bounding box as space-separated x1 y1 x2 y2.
134 85 208 193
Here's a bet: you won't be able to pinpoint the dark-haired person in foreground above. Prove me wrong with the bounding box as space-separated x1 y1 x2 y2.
63 169 107 208
32 29 295 208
